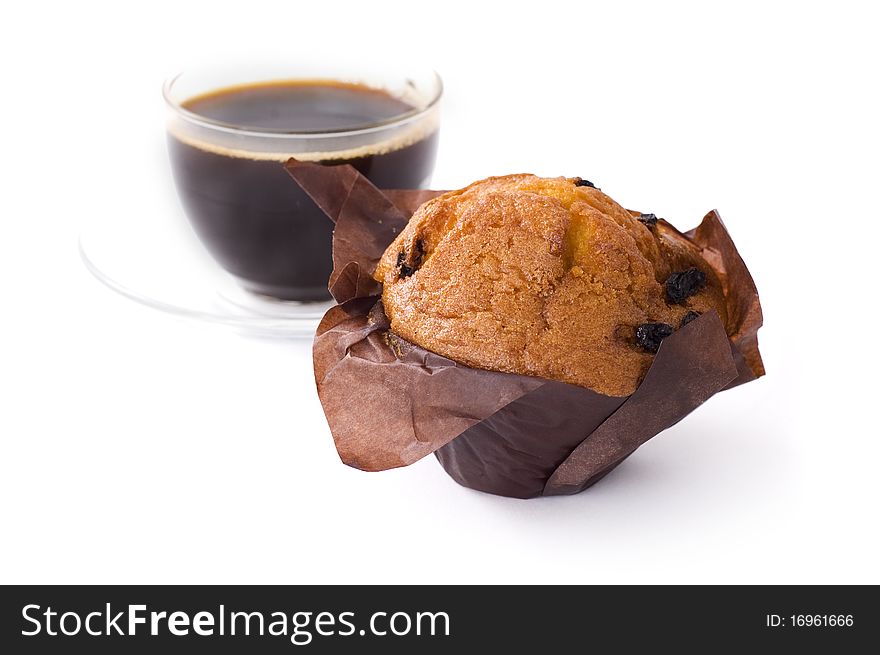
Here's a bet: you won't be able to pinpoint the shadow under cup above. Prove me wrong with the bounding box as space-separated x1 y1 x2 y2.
164 67 441 302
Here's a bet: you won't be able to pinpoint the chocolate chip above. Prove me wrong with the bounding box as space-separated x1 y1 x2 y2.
638 213 658 227
396 239 426 279
665 267 707 304
574 178 597 188
396 251 414 278
635 322 675 353
680 311 701 327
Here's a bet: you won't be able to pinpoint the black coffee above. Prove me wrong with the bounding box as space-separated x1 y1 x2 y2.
168 81 438 301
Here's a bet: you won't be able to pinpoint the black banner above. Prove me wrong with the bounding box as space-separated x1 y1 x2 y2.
0 585 874 652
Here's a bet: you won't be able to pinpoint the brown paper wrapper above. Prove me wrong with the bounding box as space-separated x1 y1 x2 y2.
286 160 764 498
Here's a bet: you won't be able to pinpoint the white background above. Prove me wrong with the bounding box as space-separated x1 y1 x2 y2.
2 0 878 584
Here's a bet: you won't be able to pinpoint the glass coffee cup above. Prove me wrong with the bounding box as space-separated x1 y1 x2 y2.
164 64 441 302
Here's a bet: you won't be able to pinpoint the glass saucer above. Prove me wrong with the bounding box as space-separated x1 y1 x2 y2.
78 209 332 338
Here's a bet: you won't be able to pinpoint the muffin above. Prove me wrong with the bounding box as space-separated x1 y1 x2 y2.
290 157 763 497
375 174 729 396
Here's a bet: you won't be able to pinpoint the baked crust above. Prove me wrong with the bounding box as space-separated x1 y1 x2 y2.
375 175 728 396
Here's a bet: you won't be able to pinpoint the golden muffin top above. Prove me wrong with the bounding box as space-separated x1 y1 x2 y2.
375 174 727 396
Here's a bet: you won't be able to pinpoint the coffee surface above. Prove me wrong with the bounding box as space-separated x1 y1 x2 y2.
183 81 415 132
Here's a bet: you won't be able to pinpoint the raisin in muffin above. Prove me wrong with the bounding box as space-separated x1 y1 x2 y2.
374 175 728 396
